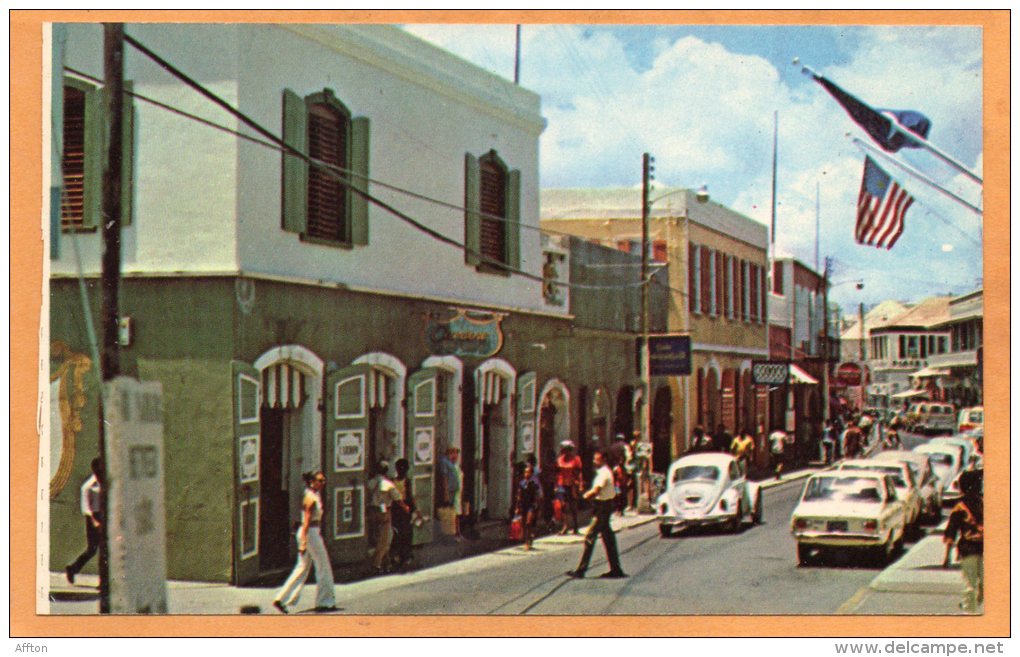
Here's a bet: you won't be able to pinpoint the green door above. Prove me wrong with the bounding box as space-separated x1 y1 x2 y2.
322 363 372 565
231 361 261 585
516 372 538 463
407 368 439 545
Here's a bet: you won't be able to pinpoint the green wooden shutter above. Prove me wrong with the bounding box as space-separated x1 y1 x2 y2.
407 368 439 545
281 89 308 234
82 82 104 230
464 153 480 265
505 168 521 270
515 372 537 462
231 361 262 585
119 81 135 226
350 116 370 246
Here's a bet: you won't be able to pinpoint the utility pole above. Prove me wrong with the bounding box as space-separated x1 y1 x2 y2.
822 257 831 422
858 302 866 362
638 153 653 513
514 25 521 85
98 22 126 614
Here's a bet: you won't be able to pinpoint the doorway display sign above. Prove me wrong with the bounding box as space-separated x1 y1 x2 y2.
519 421 534 453
105 377 168 614
414 427 434 465
334 430 364 471
424 308 505 358
239 435 259 483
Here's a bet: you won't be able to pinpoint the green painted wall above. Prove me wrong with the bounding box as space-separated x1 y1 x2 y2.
49 275 638 581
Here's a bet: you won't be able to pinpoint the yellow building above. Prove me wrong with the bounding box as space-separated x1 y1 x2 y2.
541 188 769 472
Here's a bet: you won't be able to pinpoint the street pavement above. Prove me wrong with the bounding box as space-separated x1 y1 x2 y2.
45 459 976 616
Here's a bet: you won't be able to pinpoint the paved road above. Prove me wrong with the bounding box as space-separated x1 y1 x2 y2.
327 477 923 615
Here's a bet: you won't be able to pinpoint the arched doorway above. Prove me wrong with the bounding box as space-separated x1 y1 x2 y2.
613 386 635 442
705 367 721 435
352 353 408 469
537 379 570 475
474 359 516 520
651 386 672 473
252 346 324 575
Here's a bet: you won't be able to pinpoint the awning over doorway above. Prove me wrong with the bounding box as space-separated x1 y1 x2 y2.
891 389 929 400
911 366 951 378
788 364 819 385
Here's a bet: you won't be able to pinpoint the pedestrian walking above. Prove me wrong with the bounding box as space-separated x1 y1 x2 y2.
555 441 583 535
943 470 983 612
390 458 422 572
730 427 754 476
769 429 788 480
842 421 864 459
367 460 408 575
65 458 103 585
713 423 732 453
438 447 466 541
820 420 836 465
690 426 711 453
565 450 627 579
273 471 336 614
514 462 543 550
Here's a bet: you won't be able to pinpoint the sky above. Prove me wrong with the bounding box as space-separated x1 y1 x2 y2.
400 22 986 314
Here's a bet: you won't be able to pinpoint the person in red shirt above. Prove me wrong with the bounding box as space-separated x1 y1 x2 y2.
555 441 583 535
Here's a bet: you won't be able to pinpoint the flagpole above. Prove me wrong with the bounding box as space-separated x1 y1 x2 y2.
796 60 983 185
852 136 984 216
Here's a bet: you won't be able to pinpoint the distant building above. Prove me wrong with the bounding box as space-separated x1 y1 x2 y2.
541 187 769 472
921 289 983 407
865 297 954 410
767 257 828 462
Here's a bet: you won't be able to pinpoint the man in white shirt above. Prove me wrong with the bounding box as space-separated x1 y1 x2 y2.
65 458 103 585
769 429 788 480
367 460 408 575
565 450 626 579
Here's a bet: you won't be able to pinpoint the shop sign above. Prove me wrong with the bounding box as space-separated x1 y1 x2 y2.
414 427 434 465
836 362 864 387
752 360 789 385
425 308 505 358
335 430 364 471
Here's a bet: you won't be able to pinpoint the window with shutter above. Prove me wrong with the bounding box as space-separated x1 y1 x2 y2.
652 239 667 263
689 243 699 314
479 153 506 265
773 261 784 295
715 251 724 314
708 249 717 316
750 265 758 321
724 255 732 319
60 78 134 232
306 101 348 242
700 246 711 315
61 85 86 231
464 149 520 273
281 88 369 247
760 266 768 324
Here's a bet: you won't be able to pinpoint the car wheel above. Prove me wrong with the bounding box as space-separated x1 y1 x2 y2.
751 490 763 525
797 543 814 566
728 502 743 533
659 524 672 538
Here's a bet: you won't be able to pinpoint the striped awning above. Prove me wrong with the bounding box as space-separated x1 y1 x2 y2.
480 370 505 405
262 363 306 409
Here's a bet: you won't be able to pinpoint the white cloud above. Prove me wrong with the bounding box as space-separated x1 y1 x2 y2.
400 23 983 307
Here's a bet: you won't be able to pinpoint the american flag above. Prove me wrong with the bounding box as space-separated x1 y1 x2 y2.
856 156 913 249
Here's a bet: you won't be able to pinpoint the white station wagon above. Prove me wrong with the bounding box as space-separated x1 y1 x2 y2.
791 471 906 566
656 453 763 537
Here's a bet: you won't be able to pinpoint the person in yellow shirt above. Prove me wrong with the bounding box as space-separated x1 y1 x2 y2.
730 427 755 476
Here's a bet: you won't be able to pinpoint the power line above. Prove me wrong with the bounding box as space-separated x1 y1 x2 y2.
114 32 653 293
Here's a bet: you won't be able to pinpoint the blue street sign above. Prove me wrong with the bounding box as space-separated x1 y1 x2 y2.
646 335 692 376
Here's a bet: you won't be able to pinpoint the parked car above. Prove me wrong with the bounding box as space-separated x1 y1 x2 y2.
791 471 906 566
871 450 942 523
656 452 763 537
836 459 921 532
906 402 956 435
956 406 984 434
912 443 964 502
930 436 981 471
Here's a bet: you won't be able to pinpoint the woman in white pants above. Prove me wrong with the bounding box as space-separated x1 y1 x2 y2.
273 471 336 613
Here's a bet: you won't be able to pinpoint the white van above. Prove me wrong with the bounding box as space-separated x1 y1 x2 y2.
908 402 956 435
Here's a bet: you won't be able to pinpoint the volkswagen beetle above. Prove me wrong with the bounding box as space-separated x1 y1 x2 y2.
656 452 763 537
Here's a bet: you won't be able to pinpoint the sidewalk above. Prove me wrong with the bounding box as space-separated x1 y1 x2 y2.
837 534 976 615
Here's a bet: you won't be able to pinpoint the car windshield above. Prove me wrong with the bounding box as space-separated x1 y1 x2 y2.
924 453 953 467
842 464 907 487
672 465 720 484
970 411 983 422
803 476 883 503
